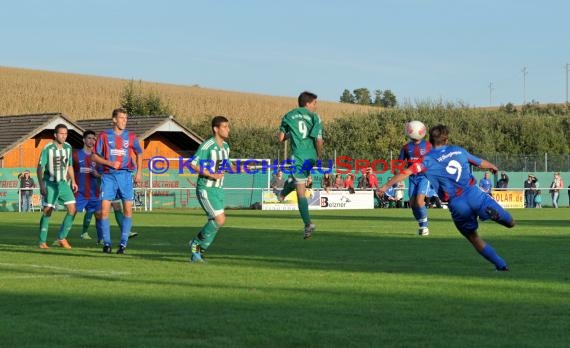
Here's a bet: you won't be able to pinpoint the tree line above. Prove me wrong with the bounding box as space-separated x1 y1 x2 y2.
120 82 570 162
340 88 397 108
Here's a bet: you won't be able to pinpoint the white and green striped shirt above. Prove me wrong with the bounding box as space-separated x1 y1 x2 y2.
191 137 230 188
39 142 73 182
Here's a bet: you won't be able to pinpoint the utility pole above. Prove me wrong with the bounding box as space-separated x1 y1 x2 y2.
566 63 570 106
521 66 528 105
488 82 494 106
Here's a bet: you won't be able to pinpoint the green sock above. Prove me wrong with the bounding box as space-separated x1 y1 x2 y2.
114 209 124 229
39 215 50 243
298 196 311 225
57 213 76 240
82 211 93 234
280 178 295 198
198 220 220 250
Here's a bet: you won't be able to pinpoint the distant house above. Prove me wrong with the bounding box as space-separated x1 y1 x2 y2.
77 115 203 168
0 113 84 168
0 114 203 169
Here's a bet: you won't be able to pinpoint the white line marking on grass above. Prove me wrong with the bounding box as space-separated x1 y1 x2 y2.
0 263 131 277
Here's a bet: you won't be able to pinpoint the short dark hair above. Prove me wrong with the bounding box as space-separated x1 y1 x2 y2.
112 108 128 118
54 124 68 133
429 124 449 146
211 115 229 133
298 91 318 107
83 130 96 139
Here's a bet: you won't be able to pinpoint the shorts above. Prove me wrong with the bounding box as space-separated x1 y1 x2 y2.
449 188 513 235
76 196 101 213
197 187 225 218
408 175 430 197
101 171 134 202
42 181 76 208
287 157 316 183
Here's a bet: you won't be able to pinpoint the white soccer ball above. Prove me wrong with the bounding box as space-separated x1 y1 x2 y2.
405 120 427 140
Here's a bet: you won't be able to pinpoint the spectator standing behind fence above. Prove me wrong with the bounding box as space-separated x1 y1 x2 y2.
549 172 564 208
306 175 313 189
270 170 285 196
497 172 509 190
343 173 354 192
523 174 536 208
19 170 35 212
479 172 492 196
534 190 542 208
333 174 343 190
321 173 332 192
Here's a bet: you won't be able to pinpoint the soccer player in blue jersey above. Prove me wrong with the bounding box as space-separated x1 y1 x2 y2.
379 125 513 271
92 108 143 254
73 130 102 241
398 123 432 236
479 172 493 196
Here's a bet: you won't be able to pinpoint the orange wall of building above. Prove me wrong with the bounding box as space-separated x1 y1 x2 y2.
3 133 191 170
2 136 53 169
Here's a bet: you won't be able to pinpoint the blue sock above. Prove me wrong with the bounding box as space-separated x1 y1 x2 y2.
120 217 132 247
479 244 507 269
412 206 428 228
101 219 111 246
95 219 103 241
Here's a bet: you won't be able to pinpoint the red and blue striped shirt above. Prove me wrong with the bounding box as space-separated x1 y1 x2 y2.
95 129 142 174
73 149 100 200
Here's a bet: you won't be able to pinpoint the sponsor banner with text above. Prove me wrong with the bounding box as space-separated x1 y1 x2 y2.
262 189 374 210
492 190 524 209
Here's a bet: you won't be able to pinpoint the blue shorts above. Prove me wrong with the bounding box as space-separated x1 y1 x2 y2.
100 171 134 202
408 175 430 197
449 188 513 235
76 196 101 213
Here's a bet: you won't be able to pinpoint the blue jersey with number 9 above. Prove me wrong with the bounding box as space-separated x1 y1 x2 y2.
410 145 482 201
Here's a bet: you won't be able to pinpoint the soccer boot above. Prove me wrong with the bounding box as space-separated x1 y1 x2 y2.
496 265 509 272
304 223 316 239
189 240 205 263
80 232 92 240
116 245 126 254
56 239 72 249
128 232 139 239
418 227 430 236
38 242 50 249
102 245 112 254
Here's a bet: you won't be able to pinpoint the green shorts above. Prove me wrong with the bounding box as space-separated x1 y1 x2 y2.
43 181 76 208
289 157 316 182
197 187 225 218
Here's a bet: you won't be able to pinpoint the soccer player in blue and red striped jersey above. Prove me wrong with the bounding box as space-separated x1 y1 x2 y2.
73 130 102 241
380 125 513 271
92 108 143 254
398 126 432 236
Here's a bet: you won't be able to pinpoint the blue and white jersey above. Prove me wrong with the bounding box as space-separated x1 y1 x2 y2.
410 145 481 201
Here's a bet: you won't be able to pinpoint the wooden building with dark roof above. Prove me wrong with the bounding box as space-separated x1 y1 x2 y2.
0 113 84 168
77 115 203 168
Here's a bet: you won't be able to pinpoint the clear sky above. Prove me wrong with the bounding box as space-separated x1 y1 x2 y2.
1 0 569 106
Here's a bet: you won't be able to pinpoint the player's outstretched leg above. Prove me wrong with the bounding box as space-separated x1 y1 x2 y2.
466 233 509 271
278 176 296 202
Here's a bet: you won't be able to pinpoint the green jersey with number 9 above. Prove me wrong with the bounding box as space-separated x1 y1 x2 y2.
280 107 323 162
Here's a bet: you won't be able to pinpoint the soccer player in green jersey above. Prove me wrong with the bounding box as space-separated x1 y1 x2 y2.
278 91 324 239
188 116 233 263
36 124 78 249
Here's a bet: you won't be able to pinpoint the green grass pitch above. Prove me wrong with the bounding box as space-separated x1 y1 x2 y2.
0 208 569 347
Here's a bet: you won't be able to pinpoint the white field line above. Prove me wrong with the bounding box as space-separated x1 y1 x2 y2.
0 262 131 277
